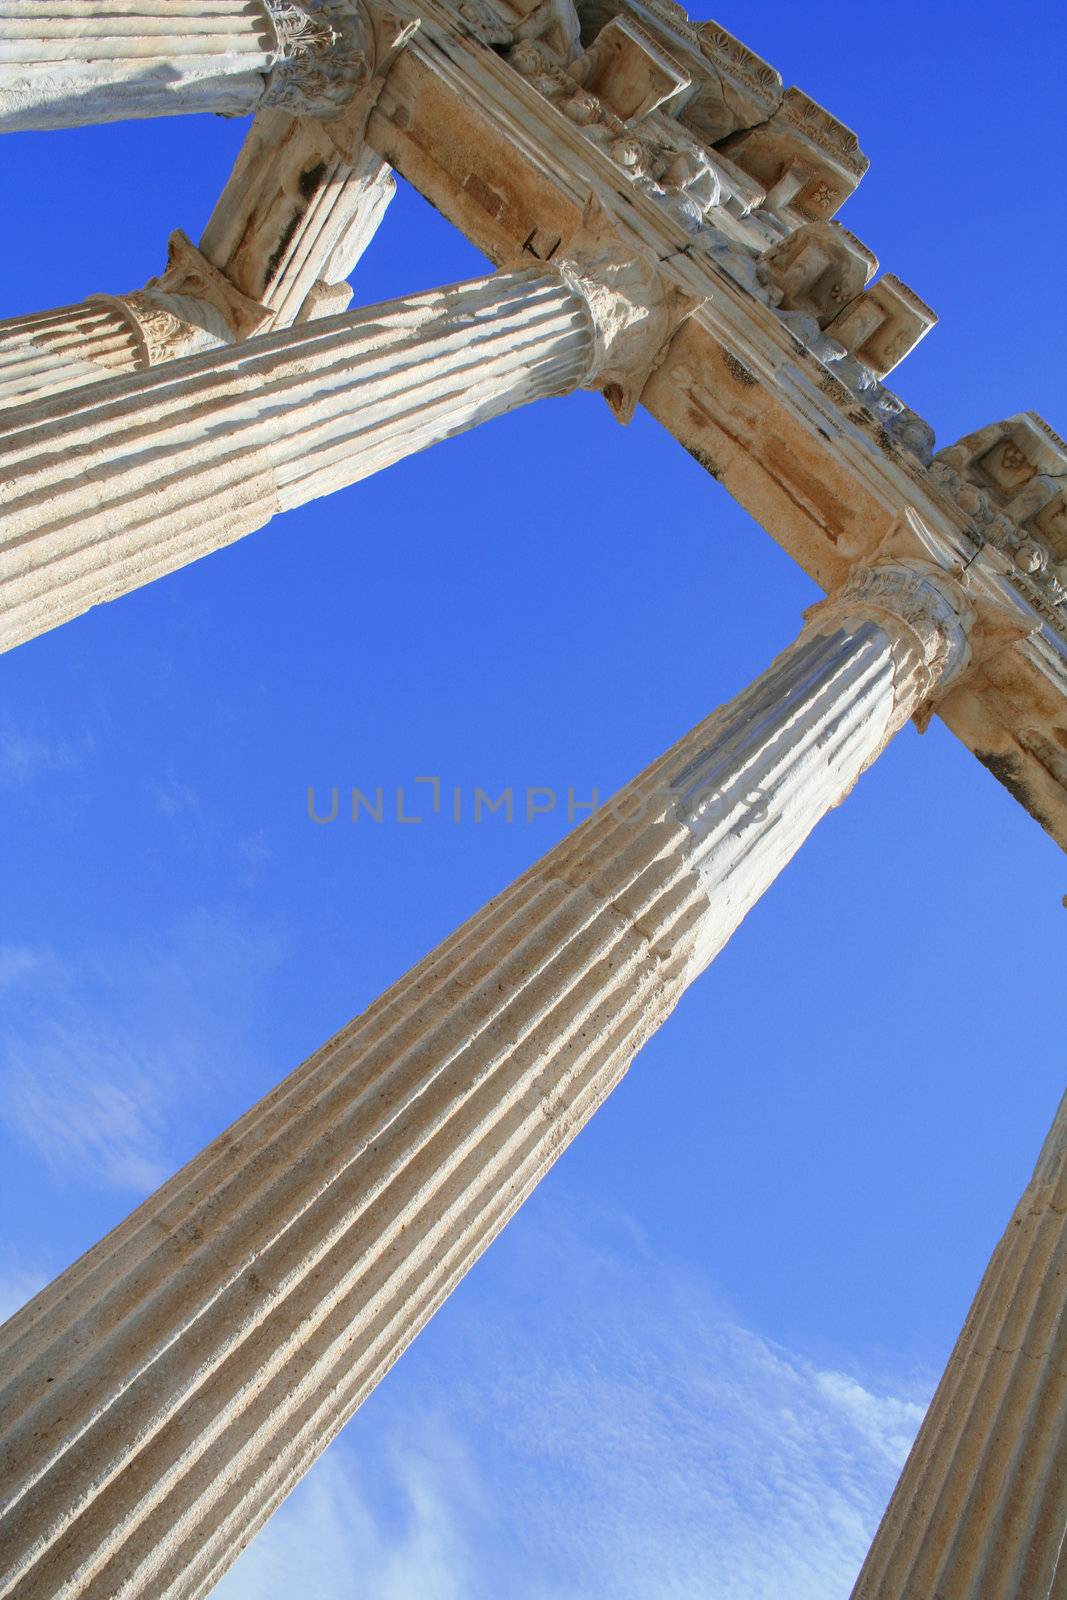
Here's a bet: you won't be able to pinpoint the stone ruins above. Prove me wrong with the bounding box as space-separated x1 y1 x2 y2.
0 2 1064 1596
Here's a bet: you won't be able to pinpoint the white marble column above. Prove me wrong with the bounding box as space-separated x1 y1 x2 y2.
198 114 396 328
0 236 685 652
0 562 973 1600
0 297 146 406
853 1091 1067 1600
0 0 373 132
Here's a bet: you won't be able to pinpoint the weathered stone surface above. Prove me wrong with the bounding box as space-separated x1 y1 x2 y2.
758 219 877 328
0 299 144 407
0 5 1064 1593
936 413 1067 582
718 85 869 223
852 1091 1067 1600
827 272 937 379
199 115 396 324
0 0 377 131
0 561 973 1600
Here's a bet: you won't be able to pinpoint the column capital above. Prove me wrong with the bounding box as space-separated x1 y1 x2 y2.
262 0 379 116
806 560 974 729
552 200 700 422
88 233 274 368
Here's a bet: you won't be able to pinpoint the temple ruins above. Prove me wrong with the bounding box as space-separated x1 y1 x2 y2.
0 2 1064 1595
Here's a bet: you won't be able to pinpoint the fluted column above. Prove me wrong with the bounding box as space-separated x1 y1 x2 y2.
0 298 145 406
0 267 252 409
198 115 396 328
0 562 973 1600
0 235 687 652
853 1093 1067 1600
0 0 375 132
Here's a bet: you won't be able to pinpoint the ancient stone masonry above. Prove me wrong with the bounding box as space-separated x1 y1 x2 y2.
0 138 397 403
0 3 1065 1597
0 561 976 1599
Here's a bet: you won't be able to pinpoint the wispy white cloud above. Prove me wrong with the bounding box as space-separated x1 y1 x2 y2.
0 716 92 789
217 1200 931 1600
217 1431 481 1600
0 912 283 1193
0 945 44 989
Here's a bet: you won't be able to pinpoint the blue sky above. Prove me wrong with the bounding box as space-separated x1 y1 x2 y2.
1 3 1064 1595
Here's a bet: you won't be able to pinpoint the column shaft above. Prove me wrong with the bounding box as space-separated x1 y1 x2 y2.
0 0 280 129
0 0 373 131
0 268 595 651
198 113 396 326
0 567 970 1600
852 1094 1067 1600
0 300 143 407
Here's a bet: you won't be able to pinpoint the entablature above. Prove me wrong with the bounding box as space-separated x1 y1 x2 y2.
359 0 1067 844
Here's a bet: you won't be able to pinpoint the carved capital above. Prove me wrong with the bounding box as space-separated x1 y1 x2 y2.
85 293 199 369
806 560 974 727
554 199 700 422
92 233 275 368
151 231 274 343
263 0 376 116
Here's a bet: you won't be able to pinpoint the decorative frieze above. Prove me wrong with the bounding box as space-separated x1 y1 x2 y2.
852 1092 1067 1600
0 560 974 1600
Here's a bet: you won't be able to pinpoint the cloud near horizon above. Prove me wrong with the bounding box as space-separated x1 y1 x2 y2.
217 1200 929 1600
0 913 283 1193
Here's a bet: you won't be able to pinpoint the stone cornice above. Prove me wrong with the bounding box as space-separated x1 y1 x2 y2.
696 21 781 100
777 86 867 179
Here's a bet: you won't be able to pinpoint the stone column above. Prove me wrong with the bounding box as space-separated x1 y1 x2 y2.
0 297 146 407
197 114 397 329
0 234 688 652
0 0 374 132
0 562 972 1600
852 1092 1067 1600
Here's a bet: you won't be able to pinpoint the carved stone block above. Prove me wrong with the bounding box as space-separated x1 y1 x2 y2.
717 86 869 222
295 279 357 320
677 20 781 146
758 220 876 328
826 273 937 378
572 14 690 122
937 413 1067 572
564 1 781 145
